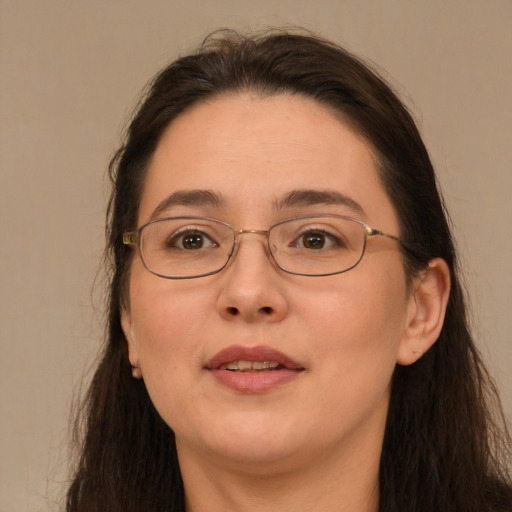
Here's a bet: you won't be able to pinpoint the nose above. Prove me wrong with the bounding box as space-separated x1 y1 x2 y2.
216 231 289 323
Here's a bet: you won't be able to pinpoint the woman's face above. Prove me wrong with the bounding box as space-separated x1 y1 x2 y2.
122 93 416 474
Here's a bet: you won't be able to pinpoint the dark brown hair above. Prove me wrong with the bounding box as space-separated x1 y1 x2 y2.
67 29 511 511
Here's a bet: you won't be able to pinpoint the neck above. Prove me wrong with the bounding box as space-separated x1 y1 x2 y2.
178 435 381 512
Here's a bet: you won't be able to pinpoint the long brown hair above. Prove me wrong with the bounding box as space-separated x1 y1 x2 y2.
67 30 511 511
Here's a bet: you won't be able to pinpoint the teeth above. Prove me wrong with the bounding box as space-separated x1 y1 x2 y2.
219 360 281 372
251 361 268 370
238 360 252 371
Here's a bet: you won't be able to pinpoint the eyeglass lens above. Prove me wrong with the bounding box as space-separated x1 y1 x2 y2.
138 216 367 278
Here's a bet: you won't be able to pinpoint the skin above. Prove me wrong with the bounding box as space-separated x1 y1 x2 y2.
122 93 450 512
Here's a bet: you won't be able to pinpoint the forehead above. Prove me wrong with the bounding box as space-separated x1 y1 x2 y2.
139 93 398 229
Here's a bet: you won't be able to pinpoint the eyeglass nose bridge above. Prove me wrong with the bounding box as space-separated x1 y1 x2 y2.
229 227 275 265
232 228 272 251
233 228 270 238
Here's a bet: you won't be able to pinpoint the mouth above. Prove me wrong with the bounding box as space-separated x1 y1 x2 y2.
206 345 304 372
205 345 305 393
219 360 282 372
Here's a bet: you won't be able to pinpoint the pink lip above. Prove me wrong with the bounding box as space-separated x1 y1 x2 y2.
205 345 305 393
206 345 303 370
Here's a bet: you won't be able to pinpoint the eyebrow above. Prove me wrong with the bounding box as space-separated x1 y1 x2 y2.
275 189 367 218
149 187 367 220
149 189 223 220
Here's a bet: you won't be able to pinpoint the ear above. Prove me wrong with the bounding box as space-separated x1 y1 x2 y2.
397 258 451 366
121 307 140 369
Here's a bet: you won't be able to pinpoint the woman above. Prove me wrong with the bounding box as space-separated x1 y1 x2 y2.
67 30 512 511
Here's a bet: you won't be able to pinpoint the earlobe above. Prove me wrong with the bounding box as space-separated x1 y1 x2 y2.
121 307 140 370
397 258 451 366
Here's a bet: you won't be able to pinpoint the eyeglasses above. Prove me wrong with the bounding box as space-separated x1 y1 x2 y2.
122 214 403 279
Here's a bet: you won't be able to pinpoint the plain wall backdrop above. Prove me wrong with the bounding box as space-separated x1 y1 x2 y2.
1 1 511 510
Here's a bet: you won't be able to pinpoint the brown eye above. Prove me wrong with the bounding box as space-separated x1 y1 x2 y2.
287 225 350 252
182 233 205 249
167 230 217 250
302 233 326 249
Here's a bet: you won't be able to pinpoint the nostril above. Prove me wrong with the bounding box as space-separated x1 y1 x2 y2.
260 306 273 315
227 307 239 316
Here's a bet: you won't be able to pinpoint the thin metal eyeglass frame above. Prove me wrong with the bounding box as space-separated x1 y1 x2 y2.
122 214 405 279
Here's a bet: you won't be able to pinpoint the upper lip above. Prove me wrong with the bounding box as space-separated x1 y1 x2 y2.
205 345 304 370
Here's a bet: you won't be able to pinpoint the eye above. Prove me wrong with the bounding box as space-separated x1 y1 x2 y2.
167 229 218 250
300 232 327 249
292 229 346 250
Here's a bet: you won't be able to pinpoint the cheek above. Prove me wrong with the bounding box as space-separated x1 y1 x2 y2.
299 259 407 339
127 272 216 406
298 261 409 405
133 293 211 359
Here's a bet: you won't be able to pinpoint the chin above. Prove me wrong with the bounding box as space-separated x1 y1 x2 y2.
177 413 309 470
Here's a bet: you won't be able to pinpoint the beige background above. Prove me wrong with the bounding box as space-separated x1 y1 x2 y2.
1 1 511 510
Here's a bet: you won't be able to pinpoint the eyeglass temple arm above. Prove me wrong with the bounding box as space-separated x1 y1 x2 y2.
123 231 139 245
366 227 419 260
365 227 398 241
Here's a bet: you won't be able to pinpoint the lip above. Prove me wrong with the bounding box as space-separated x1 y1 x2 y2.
205 345 305 393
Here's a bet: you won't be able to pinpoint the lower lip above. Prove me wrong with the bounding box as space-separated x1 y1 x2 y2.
208 369 302 393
